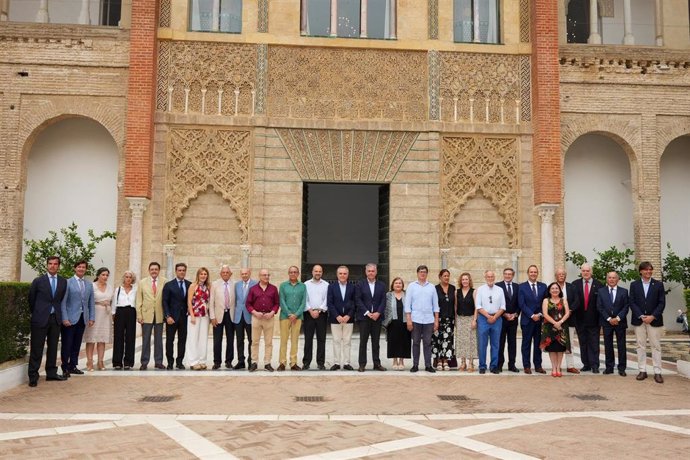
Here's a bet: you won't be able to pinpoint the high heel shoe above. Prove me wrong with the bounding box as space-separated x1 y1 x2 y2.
551 371 558 377
459 361 467 372
86 359 94 372
97 361 105 371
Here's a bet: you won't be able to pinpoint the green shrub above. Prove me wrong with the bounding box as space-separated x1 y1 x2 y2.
565 246 638 282
0 282 32 364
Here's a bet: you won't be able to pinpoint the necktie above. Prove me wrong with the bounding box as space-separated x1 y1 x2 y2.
531 283 537 298
507 283 512 299
610 288 614 303
152 278 157 295
584 281 590 311
244 282 248 295
179 280 185 297
79 278 84 294
224 282 230 310
50 276 56 297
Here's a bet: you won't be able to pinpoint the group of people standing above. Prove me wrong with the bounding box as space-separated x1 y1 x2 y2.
27 256 666 386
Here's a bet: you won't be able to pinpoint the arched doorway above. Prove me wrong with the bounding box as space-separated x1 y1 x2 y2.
22 117 119 280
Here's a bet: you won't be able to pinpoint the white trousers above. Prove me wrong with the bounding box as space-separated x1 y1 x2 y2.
186 315 209 366
565 327 577 368
331 323 354 365
635 323 663 374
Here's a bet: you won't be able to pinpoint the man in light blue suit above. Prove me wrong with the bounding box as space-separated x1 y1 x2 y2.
60 260 95 376
233 268 258 369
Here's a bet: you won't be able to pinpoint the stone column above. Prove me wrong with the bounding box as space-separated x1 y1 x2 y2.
164 244 176 279
623 0 634 45
212 0 220 31
127 197 149 278
78 0 90 24
240 244 251 269
300 0 308 34
472 0 480 42
36 0 49 23
1 0 9 21
537 205 558 284
655 0 663 46
360 0 367 38
330 0 338 36
587 0 601 44
389 0 396 39
440 248 450 270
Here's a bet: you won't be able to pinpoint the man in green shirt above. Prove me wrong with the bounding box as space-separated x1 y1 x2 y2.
278 266 306 371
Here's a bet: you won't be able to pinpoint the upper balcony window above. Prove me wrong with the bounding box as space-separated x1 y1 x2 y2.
566 0 658 46
189 0 242 33
1 0 121 26
453 0 500 44
301 0 397 39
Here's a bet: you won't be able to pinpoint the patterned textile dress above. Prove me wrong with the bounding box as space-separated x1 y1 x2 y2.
455 288 477 359
540 299 570 352
84 283 113 343
432 284 456 361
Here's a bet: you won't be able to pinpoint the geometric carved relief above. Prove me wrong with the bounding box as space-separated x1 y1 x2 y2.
519 0 530 42
440 52 530 124
159 0 171 28
165 127 252 243
441 136 519 248
156 41 257 115
268 47 428 121
276 129 419 182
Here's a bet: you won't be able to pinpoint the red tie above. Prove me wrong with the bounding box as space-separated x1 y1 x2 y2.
152 278 157 295
584 281 590 311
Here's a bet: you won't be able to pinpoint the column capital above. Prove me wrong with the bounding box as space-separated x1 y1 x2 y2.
163 243 176 256
536 204 559 223
127 197 150 219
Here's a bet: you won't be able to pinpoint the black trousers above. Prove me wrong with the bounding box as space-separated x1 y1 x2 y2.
303 311 327 367
213 311 235 365
234 317 252 365
358 317 382 367
61 314 85 372
412 322 434 367
498 317 518 370
28 314 61 382
166 314 187 366
576 324 601 369
113 306 137 367
603 325 627 371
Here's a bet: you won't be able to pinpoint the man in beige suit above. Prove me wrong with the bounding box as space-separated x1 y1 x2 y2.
209 265 236 370
136 262 167 370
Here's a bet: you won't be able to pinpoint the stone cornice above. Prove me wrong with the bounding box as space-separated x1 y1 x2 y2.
559 45 690 73
0 21 129 42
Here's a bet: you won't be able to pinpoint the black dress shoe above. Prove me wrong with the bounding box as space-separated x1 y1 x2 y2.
154 363 166 370
317 365 326 371
113 365 123 371
581 366 592 372
166 364 174 370
302 364 310 371
233 362 246 370
479 369 486 374
29 380 38 387
212 363 222 370
603 368 614 375
490 368 500 374
264 364 274 372
225 362 232 369
343 364 354 371
46 374 67 381
425 366 436 373
410 366 419 373
249 363 258 372
618 370 627 377
176 363 185 370
636 372 648 381
654 373 664 384
140 364 147 371
373 364 386 371
591 368 600 374
508 367 520 373
358 366 365 372
124 366 132 370
70 368 84 375
330 364 341 371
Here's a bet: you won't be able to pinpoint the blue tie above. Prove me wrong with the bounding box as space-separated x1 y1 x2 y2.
50 276 56 296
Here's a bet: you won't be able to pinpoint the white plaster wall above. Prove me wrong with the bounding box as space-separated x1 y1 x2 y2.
564 134 635 279
601 0 656 45
660 136 690 325
8 0 103 25
21 117 119 281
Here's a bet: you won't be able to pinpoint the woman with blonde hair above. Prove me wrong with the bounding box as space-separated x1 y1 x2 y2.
455 272 478 372
112 270 137 370
186 267 211 370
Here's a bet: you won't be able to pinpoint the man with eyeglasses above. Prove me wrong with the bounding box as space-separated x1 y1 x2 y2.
474 270 506 374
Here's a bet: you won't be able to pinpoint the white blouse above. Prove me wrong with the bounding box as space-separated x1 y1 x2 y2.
111 285 138 314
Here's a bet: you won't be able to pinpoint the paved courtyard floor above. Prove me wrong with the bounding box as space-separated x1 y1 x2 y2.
1 336 688 459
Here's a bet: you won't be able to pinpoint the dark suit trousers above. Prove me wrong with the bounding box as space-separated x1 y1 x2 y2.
412 322 434 367
234 317 252 365
213 311 235 365
603 325 627 371
498 318 518 369
520 320 542 369
61 314 85 372
303 311 327 366
576 324 600 369
166 315 188 366
28 314 61 381
358 317 382 367
113 306 137 367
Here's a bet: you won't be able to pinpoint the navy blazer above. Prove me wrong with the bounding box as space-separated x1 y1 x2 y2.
162 278 192 321
28 274 67 327
496 281 519 317
327 282 356 324
354 279 386 321
234 279 258 324
596 285 629 329
560 282 580 327
629 278 665 327
572 277 604 328
518 281 547 326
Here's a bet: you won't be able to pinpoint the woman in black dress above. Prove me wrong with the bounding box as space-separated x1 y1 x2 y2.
383 277 411 370
540 282 571 377
455 272 478 372
432 269 456 371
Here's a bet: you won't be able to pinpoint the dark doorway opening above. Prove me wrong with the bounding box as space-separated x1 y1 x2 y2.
302 183 389 286
567 0 590 44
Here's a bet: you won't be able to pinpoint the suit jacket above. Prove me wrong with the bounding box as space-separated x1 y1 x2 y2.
354 279 386 321
597 285 629 329
327 282 355 324
495 281 519 318
518 281 547 326
382 291 406 327
234 279 258 324
136 276 167 324
162 278 191 321
209 278 236 322
559 282 580 327
572 277 604 328
60 276 95 325
28 274 67 327
629 278 665 327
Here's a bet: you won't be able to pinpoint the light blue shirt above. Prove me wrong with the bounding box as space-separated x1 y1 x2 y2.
403 280 439 324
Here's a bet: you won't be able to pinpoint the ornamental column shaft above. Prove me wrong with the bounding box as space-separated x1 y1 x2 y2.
623 0 635 44
330 0 338 36
587 0 601 44
537 205 558 284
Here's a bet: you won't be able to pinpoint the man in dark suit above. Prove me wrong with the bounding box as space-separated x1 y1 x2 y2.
354 263 387 372
518 265 547 374
572 263 604 373
555 268 581 374
496 267 519 372
327 265 356 371
629 261 666 383
27 256 68 387
597 271 629 376
162 262 191 370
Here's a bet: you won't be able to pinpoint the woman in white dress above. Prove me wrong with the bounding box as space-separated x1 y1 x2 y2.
84 267 114 371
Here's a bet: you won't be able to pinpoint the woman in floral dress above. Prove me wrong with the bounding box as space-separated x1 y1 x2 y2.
186 267 211 370
540 282 571 377
432 269 456 370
